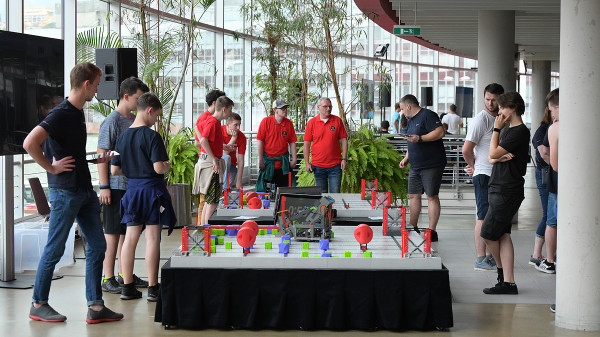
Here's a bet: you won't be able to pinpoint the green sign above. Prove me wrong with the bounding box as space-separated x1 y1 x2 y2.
393 25 421 36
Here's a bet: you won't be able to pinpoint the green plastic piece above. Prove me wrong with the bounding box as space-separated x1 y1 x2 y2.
364 251 372 258
225 242 232 249
258 229 266 235
344 251 351 258
210 238 215 246
217 229 225 236
330 232 335 238
301 251 309 257
284 240 291 243
302 242 309 249
217 237 224 245
210 246 216 253
272 229 278 234
265 242 272 249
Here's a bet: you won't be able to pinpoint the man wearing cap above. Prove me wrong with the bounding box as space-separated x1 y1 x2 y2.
255 99 298 192
304 97 348 193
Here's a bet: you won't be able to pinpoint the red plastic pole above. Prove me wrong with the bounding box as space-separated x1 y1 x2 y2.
424 229 431 254
401 228 409 257
181 227 188 252
361 179 366 199
383 207 389 236
401 207 407 229
204 226 211 256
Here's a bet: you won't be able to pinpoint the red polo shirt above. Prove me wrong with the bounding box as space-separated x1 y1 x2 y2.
221 124 246 166
194 110 211 141
199 114 223 158
304 114 347 168
256 115 297 169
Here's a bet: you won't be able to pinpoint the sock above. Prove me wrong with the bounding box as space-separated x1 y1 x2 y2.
476 256 486 263
497 267 504 283
102 276 112 282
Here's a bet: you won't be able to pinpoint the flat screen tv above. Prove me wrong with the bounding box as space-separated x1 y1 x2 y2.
0 31 64 156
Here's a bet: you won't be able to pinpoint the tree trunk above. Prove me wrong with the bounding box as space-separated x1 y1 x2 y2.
323 10 349 133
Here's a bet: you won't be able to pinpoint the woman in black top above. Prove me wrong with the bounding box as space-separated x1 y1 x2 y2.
480 92 530 295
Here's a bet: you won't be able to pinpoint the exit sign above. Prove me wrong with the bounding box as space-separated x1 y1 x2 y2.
394 25 421 36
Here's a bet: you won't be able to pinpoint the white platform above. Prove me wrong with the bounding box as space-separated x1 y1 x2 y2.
12 222 76 273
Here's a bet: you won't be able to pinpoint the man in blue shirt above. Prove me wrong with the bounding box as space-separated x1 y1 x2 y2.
399 94 447 242
23 62 123 324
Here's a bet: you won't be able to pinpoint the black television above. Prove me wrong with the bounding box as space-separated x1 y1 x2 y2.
0 31 64 156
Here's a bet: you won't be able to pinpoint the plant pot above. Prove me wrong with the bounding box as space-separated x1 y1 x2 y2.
167 183 192 227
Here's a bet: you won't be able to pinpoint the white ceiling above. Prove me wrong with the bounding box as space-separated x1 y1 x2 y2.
389 0 561 62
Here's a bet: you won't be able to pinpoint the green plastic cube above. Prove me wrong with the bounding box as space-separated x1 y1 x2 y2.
210 238 215 246
302 242 309 250
284 240 291 243
272 229 278 234
217 237 224 245
330 232 335 238
265 242 272 249
258 229 266 235
344 251 351 258
225 242 232 250
217 229 225 236
210 246 216 253
301 251 309 257
364 251 372 258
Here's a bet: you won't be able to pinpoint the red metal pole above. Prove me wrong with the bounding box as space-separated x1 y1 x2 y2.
181 227 188 252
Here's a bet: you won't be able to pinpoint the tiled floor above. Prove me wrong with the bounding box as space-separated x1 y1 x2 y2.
0 166 591 336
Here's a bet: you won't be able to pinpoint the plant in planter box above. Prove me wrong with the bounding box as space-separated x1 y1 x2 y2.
297 124 408 205
165 127 199 185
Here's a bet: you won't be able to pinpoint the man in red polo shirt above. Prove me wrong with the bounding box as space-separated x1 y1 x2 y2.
221 113 246 190
256 99 298 191
304 97 348 193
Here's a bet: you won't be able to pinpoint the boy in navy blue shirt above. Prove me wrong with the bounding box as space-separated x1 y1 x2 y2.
23 62 123 323
111 93 176 302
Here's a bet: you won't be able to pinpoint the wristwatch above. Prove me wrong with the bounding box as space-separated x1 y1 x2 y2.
418 135 423 142
493 128 502 133
342 158 347 161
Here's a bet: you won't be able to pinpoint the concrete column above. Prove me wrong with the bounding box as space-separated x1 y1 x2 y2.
476 10 515 113
530 61 551 129
556 0 600 331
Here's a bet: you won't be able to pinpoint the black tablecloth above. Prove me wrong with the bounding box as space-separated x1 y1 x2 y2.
155 259 453 331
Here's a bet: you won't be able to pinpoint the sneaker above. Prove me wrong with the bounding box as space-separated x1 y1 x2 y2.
147 284 160 302
29 303 67 322
117 274 149 288
550 304 556 313
120 283 142 300
483 282 518 295
86 306 124 324
529 255 544 266
101 276 121 294
486 255 497 267
535 259 556 274
430 230 438 242
474 258 497 272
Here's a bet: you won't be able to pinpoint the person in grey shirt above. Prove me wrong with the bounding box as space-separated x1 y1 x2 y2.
97 77 149 293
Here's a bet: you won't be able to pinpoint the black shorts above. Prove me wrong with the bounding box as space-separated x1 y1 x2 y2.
480 192 524 241
268 168 290 188
407 166 444 196
102 189 126 235
204 173 222 204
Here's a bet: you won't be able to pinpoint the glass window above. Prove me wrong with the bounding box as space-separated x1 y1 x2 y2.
224 34 244 112
418 66 434 106
0 1 6 30
193 29 216 124
24 0 62 38
438 68 455 114
224 0 245 32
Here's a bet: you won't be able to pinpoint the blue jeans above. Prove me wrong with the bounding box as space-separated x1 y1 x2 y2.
313 164 342 193
535 168 549 238
33 187 106 306
222 154 238 190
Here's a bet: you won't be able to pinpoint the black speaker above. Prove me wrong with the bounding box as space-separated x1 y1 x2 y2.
96 48 138 100
455 86 474 118
380 85 391 107
420 86 433 107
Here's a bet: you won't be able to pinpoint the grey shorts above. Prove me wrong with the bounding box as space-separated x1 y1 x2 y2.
408 166 445 196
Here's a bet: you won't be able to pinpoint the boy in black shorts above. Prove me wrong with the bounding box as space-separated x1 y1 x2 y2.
480 92 530 295
111 93 176 301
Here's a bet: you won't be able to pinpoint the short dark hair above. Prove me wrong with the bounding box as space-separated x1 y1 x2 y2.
400 94 420 107
70 62 102 89
206 89 226 106
39 95 54 110
381 120 390 129
227 112 242 122
137 93 162 111
496 91 525 116
215 96 234 111
119 77 149 99
394 102 400 110
545 88 559 108
449 104 457 113
484 83 505 97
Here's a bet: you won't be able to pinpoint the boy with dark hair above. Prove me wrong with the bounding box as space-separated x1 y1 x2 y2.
97 76 150 294
193 96 234 225
23 62 123 323
481 91 530 295
111 93 176 302
222 112 246 190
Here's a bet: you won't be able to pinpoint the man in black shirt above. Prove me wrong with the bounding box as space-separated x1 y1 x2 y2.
399 94 447 242
23 62 123 323
480 92 530 295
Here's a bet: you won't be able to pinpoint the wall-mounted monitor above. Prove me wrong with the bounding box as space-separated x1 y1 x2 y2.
0 31 64 156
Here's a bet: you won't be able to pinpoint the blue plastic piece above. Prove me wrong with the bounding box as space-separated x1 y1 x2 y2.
281 235 291 242
321 252 332 257
262 200 270 208
211 234 217 240
267 229 272 234
278 242 290 254
226 228 238 236
319 239 329 251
